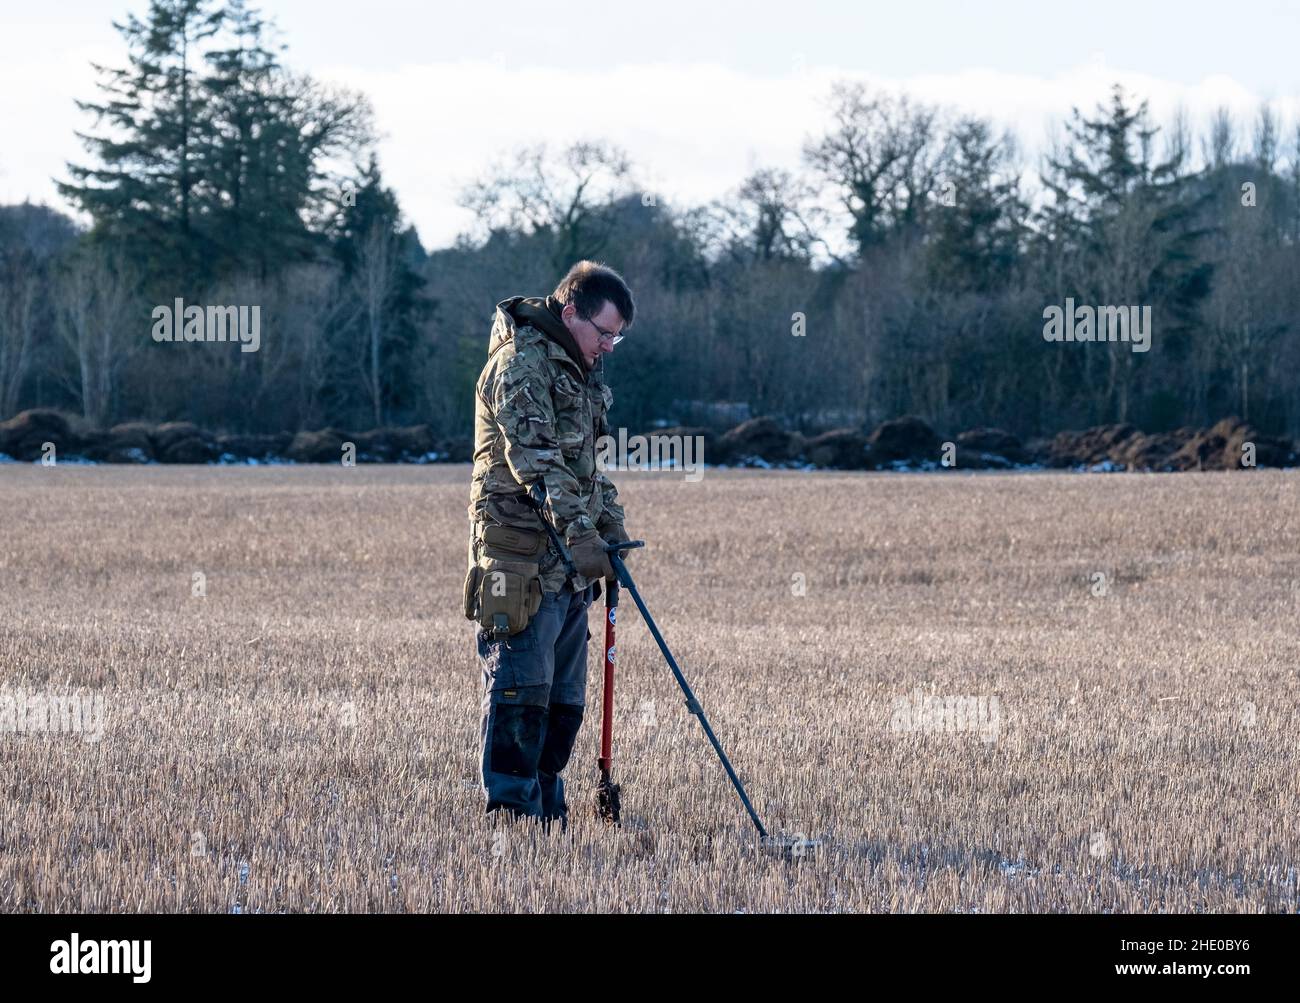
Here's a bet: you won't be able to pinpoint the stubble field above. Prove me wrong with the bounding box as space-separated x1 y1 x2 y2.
0 464 1296 913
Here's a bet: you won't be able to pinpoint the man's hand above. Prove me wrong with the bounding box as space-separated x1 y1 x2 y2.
568 529 614 582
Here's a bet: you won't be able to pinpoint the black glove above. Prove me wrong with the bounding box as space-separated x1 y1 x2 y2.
603 524 633 565
568 529 614 581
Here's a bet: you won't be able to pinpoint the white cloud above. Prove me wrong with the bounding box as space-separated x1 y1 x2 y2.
5 45 1297 249
0 43 118 213
318 59 1298 248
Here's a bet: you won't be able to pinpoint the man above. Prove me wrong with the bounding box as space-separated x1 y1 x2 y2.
465 260 634 830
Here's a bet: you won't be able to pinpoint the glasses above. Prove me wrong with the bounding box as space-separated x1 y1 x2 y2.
583 314 624 347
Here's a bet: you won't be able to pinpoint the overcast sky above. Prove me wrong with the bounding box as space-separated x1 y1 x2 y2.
3 0 1298 249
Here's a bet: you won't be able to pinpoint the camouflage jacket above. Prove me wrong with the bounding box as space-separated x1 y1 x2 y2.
467 295 625 595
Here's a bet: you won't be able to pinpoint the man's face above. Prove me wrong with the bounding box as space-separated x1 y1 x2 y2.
562 300 625 370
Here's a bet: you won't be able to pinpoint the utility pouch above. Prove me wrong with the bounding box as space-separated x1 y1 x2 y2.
480 523 547 561
462 564 483 620
476 524 546 637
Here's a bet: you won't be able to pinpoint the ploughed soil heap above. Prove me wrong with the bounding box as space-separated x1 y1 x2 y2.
0 409 470 464
1 409 1295 471
653 415 1296 471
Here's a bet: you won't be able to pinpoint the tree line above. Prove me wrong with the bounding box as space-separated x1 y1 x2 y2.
2 0 1298 444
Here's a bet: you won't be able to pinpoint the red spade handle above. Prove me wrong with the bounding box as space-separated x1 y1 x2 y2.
598 580 617 772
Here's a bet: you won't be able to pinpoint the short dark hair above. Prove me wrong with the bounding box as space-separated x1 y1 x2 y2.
553 260 635 330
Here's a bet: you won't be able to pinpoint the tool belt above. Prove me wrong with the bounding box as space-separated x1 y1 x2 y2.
463 523 546 637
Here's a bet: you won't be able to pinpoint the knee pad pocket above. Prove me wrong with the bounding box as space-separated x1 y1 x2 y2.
538 703 585 775
490 703 548 777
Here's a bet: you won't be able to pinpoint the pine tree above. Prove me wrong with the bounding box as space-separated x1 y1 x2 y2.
60 0 373 291
201 0 297 278
58 0 222 287
925 117 1027 294
1036 84 1213 425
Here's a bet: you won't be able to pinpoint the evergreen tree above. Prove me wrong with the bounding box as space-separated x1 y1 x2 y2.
201 0 300 278
59 0 222 287
925 117 1027 294
60 0 372 292
1037 85 1213 424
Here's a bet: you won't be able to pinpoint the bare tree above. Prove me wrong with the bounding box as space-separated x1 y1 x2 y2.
0 250 39 416
55 249 137 425
804 81 945 255
1163 105 1192 168
459 140 634 270
1202 107 1236 170
354 220 396 426
1252 103 1278 173
704 168 826 264
283 262 343 428
1207 203 1285 422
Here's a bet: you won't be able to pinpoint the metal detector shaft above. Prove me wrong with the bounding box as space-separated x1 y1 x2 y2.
522 482 583 591
519 480 765 837
609 552 769 840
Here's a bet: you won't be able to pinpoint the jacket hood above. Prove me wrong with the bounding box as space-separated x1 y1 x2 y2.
490 294 589 374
